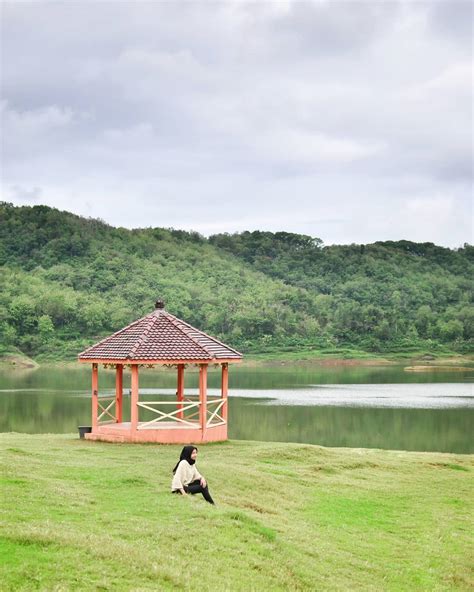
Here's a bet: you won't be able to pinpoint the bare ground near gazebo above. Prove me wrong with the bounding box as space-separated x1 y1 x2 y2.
1 433 472 591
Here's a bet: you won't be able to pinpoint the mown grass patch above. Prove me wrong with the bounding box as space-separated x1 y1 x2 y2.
1 433 472 591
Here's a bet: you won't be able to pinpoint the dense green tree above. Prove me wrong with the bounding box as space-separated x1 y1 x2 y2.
0 202 472 359
0 322 17 346
37 315 55 344
9 296 37 335
415 305 434 338
436 319 464 342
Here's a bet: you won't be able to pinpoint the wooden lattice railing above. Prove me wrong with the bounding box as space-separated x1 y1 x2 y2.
97 396 116 425
136 397 226 430
205 399 226 427
137 400 200 429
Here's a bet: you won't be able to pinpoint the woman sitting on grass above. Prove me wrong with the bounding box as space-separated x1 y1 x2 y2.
171 445 215 505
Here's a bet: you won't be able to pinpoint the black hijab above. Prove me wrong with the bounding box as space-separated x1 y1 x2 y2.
172 445 198 473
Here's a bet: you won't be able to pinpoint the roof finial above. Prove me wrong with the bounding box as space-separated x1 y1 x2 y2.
155 300 165 310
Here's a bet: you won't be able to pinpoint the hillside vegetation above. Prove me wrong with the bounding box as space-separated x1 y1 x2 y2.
0 202 473 361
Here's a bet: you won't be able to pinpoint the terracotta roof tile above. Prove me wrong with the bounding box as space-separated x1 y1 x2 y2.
78 308 242 362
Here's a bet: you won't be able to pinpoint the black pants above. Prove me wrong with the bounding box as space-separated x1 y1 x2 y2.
184 479 215 504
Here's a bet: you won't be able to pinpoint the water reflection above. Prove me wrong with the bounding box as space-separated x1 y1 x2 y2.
0 364 472 453
229 399 473 453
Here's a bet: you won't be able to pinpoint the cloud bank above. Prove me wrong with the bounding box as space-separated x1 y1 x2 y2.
1 1 472 246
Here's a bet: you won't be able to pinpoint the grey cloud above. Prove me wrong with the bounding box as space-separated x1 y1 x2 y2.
0 1 472 247
266 1 400 56
8 184 42 202
428 1 473 46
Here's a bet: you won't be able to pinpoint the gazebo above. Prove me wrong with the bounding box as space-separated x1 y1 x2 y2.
78 301 242 443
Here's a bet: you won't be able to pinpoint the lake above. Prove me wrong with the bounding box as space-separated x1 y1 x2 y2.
1 362 473 453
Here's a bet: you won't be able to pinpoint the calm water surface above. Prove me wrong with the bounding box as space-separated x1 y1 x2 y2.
1 363 472 453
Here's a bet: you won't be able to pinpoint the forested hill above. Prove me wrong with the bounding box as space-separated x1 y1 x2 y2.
0 202 472 361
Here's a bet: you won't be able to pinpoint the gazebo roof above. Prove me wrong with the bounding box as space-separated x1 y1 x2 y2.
78 302 242 363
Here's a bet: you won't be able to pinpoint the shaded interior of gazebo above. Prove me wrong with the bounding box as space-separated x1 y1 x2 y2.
78 301 242 443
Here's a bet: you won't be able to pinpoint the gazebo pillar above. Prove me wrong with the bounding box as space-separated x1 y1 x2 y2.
199 364 208 436
115 364 123 423
130 364 139 432
92 363 98 429
177 363 185 419
221 363 229 422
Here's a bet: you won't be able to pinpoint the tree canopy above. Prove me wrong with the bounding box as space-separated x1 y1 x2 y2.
1 202 472 360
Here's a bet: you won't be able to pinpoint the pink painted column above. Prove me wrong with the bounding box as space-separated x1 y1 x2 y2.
130 364 139 433
92 363 98 429
221 363 229 423
177 364 184 419
199 364 208 437
115 364 123 423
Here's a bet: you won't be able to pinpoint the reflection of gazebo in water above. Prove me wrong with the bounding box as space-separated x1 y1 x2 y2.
78 301 242 443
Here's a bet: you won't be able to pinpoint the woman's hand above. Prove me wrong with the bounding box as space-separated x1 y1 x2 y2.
200 478 207 488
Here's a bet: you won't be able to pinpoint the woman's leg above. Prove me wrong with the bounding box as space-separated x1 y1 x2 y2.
185 480 215 504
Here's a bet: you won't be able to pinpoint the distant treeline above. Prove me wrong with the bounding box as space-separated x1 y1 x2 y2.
0 202 473 360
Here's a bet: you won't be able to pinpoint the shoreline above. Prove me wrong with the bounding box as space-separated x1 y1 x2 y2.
1 349 473 371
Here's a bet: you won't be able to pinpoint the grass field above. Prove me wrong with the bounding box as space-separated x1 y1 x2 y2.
1 433 473 591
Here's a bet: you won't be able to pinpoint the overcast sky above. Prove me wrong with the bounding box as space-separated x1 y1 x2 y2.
1 1 472 246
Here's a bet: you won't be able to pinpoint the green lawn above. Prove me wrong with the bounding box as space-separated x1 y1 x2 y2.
1 433 472 591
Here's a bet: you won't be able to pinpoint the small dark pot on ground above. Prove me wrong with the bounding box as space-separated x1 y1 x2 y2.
78 426 92 439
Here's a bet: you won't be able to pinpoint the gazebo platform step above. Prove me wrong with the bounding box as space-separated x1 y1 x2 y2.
85 421 227 444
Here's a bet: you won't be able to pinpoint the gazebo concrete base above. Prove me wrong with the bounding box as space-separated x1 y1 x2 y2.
84 421 228 444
